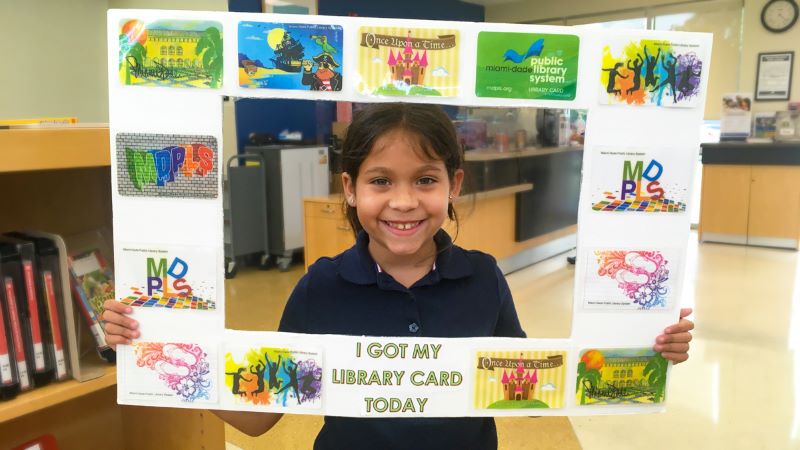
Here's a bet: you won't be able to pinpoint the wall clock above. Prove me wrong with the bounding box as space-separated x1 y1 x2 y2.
762 0 799 32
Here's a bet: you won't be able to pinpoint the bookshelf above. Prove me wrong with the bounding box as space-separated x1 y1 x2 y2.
0 367 117 423
0 127 224 450
0 127 110 173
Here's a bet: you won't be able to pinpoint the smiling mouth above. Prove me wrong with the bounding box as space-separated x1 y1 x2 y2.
383 220 423 231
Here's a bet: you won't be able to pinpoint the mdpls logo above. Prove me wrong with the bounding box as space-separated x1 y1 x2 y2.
592 158 686 213
146 256 192 297
621 159 664 201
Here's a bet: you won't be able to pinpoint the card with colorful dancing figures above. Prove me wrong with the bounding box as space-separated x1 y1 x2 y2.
473 350 566 410
475 32 579 101
224 346 323 409
357 26 460 97
238 21 344 91
121 341 217 403
115 245 217 312
576 348 668 405
583 248 679 310
589 148 690 214
118 19 223 88
600 38 704 107
116 133 219 199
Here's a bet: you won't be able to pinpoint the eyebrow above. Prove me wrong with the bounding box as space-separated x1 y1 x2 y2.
362 165 445 176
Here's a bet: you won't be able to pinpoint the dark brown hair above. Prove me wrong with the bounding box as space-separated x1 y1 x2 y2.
341 103 463 237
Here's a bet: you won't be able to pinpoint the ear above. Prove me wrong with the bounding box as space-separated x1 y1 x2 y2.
449 169 464 200
342 172 356 206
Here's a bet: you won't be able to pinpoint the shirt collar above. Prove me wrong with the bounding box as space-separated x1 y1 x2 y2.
338 229 473 286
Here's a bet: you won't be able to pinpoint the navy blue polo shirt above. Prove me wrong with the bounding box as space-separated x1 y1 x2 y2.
279 229 526 450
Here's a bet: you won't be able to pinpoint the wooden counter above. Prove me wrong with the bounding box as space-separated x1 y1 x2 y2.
303 183 577 271
699 142 800 249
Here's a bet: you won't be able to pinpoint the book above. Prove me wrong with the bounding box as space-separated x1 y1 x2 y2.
68 249 115 361
720 92 753 140
750 112 777 142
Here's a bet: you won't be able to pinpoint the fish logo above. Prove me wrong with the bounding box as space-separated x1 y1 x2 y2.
503 39 544 64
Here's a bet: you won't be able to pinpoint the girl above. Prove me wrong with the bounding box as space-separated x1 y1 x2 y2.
103 103 694 449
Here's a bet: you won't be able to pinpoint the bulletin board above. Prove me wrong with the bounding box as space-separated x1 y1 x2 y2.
108 9 712 417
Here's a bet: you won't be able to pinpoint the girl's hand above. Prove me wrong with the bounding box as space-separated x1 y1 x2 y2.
654 307 694 364
101 300 140 349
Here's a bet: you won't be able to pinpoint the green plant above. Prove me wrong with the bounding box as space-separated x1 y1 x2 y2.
196 27 223 88
644 354 668 403
120 37 147 85
576 361 601 405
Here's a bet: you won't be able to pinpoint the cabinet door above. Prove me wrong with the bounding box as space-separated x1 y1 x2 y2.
699 165 751 244
280 147 330 251
747 166 800 248
304 201 355 270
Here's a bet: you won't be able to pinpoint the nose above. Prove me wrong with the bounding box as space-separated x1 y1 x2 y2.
388 185 418 211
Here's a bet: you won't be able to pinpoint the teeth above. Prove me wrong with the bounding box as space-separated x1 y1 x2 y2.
387 221 419 230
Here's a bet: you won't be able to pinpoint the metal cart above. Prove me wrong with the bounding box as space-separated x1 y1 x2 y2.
224 154 270 279
243 145 330 271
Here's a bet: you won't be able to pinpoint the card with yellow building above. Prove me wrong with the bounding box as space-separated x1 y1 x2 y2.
357 26 460 97
576 348 668 406
118 19 223 88
473 350 566 410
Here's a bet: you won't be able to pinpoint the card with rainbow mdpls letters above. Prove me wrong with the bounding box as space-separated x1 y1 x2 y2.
589 148 690 214
116 133 219 199
116 245 217 312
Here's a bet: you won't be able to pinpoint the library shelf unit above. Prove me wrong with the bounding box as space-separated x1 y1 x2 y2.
0 127 225 450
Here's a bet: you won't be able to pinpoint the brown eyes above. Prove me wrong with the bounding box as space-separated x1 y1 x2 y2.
367 177 438 186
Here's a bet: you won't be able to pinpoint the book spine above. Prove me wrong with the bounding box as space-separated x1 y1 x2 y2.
0 287 13 386
21 262 45 372
70 279 110 351
42 271 67 380
3 277 30 389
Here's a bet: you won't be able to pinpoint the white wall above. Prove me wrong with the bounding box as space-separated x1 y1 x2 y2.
485 0 667 23
741 0 800 113
0 0 228 123
107 0 227 12
0 0 109 122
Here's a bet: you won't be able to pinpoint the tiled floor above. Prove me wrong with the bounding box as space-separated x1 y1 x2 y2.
225 234 800 449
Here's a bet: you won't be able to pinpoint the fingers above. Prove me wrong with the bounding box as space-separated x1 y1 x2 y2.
655 312 694 365
654 342 689 354
105 332 133 349
661 352 689 364
664 318 695 334
101 309 139 330
662 351 689 363
656 331 693 345
102 300 140 350
103 299 133 316
105 321 140 338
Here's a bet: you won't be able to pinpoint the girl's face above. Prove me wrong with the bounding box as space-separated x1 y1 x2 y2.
342 129 463 265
